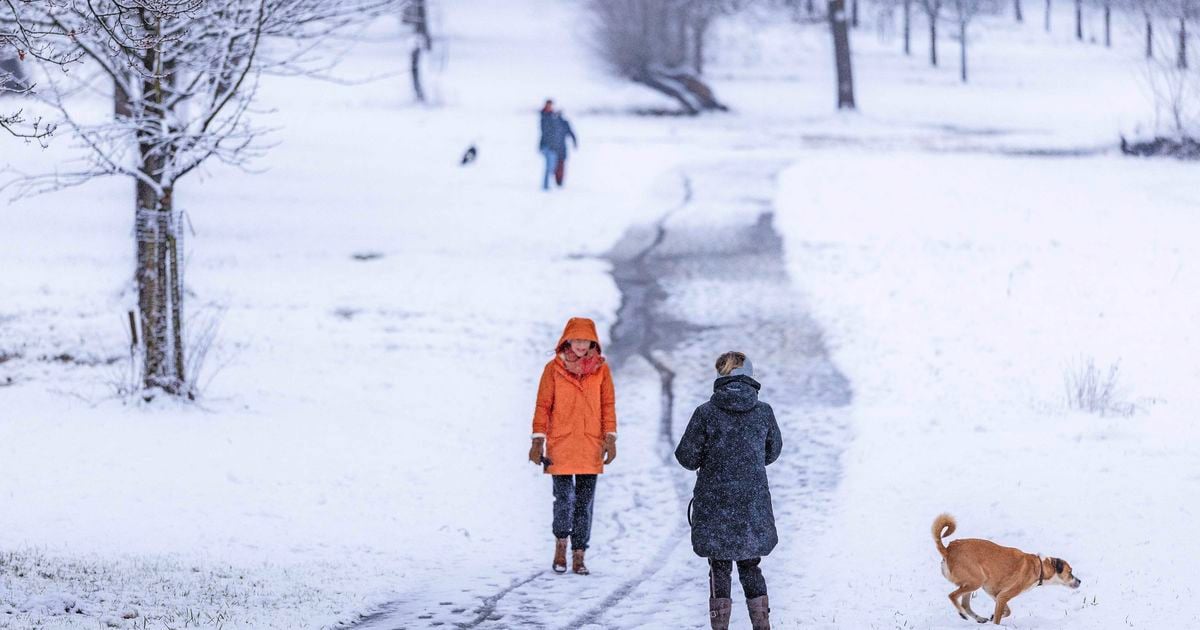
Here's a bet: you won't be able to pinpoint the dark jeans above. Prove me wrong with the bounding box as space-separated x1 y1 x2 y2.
709 558 767 599
553 156 566 186
552 474 597 550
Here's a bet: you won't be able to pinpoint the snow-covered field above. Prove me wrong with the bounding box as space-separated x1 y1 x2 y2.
2 0 1197 628
775 153 1200 628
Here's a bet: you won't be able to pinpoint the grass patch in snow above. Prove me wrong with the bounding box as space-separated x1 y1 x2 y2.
1063 357 1138 417
0 547 364 630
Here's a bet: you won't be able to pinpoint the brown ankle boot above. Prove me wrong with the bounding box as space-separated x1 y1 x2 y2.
572 549 589 575
709 597 732 629
552 538 568 574
747 595 770 630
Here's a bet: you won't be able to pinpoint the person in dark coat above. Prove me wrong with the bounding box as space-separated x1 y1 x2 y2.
675 351 782 630
547 111 577 187
537 100 578 190
538 100 558 190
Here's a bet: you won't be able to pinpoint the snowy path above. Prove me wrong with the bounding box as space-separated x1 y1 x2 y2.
348 161 852 629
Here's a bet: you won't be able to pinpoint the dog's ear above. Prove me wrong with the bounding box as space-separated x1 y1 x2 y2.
1053 558 1064 574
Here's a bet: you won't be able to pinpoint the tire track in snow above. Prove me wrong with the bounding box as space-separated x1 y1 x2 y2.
583 160 853 627
454 571 544 629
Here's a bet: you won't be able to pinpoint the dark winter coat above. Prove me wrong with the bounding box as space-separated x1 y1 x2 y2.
539 113 577 158
675 375 782 560
539 111 556 152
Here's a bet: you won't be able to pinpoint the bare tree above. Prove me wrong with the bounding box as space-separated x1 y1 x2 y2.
1045 0 1052 31
1138 0 1159 58
1176 0 1197 68
1103 0 1112 46
1145 17 1199 136
950 0 997 82
905 0 914 53
1 0 402 397
1015 0 1024 21
920 0 944 65
1146 9 1155 57
403 0 433 102
588 0 734 114
1075 0 1085 39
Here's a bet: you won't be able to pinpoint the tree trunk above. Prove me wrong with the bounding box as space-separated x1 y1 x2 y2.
674 6 689 68
1015 0 1024 22
1180 18 1189 69
1045 0 1051 32
114 77 131 118
1075 0 1083 40
904 0 912 55
408 0 431 102
166 188 184 392
830 0 856 109
135 34 185 397
410 47 425 101
959 14 968 82
1145 12 1153 58
930 11 939 66
852 0 860 27
632 69 726 114
1104 4 1111 46
807 0 816 17
692 15 711 74
135 179 165 393
134 181 185 395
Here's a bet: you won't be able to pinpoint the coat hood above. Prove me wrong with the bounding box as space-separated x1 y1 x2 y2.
557 317 602 354
711 374 760 412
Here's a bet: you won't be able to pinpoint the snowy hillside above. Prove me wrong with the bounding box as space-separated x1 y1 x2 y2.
1 0 1197 628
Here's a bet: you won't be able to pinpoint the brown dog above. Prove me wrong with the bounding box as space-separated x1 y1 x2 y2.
933 514 1081 625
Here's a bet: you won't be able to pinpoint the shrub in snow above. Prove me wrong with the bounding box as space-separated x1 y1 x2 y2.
1064 357 1137 417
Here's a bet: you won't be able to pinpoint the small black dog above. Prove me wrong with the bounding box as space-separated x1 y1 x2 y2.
460 144 477 166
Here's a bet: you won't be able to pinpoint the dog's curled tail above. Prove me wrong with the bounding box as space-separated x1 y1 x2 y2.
932 513 956 559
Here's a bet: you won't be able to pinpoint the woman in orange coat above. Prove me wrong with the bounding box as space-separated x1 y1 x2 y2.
528 317 617 575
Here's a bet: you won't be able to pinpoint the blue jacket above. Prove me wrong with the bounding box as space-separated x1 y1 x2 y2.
539 112 577 157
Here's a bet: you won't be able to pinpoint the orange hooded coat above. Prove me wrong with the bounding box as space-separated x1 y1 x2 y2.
531 318 617 475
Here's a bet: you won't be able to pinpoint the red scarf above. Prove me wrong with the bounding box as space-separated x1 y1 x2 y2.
560 349 604 377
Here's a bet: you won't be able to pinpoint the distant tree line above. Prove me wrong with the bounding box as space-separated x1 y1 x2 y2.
585 0 1197 138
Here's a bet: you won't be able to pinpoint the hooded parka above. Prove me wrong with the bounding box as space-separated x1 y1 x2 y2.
531 318 617 475
675 374 782 560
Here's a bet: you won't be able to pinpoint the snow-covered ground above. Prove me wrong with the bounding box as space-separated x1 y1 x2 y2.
774 153 1200 628
2 0 1197 628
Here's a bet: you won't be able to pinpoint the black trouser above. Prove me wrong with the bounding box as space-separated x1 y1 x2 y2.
709 558 767 599
552 474 597 550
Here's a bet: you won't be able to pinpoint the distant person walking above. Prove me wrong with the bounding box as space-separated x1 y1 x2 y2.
537 99 578 190
675 352 782 630
528 317 617 575
539 100 557 190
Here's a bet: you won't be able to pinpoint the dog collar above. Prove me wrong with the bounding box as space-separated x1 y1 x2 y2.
1036 556 1046 586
